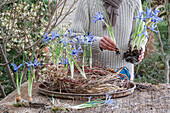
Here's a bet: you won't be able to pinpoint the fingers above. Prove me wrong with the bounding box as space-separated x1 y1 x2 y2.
100 41 115 51
138 56 143 62
138 50 144 62
103 36 116 46
101 37 114 48
100 36 116 51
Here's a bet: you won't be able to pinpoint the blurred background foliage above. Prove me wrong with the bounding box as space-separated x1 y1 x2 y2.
0 0 169 100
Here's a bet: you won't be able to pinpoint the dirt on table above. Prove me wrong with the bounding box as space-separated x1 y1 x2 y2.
0 82 170 113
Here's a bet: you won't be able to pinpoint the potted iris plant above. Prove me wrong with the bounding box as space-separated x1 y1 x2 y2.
25 59 41 102
11 62 24 102
123 7 163 64
11 57 40 103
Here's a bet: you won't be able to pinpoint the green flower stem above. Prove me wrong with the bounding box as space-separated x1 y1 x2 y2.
100 3 116 44
137 33 145 49
102 20 116 44
71 56 87 79
67 45 74 78
89 45 92 68
28 69 31 97
132 20 144 50
145 18 152 27
51 46 55 64
55 38 62 66
82 44 86 73
132 18 153 51
55 46 60 66
66 45 83 79
16 71 24 95
19 72 24 87
136 35 142 49
31 69 36 84
28 69 35 97
70 99 105 109
138 36 147 50
66 47 87 79
70 61 74 78
15 72 20 95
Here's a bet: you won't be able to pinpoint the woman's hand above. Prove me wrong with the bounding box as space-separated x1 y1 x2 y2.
99 35 116 51
138 50 144 62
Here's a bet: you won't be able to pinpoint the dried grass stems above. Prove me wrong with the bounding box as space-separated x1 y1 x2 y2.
41 64 130 94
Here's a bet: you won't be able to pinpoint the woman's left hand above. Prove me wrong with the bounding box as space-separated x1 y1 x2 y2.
138 50 144 62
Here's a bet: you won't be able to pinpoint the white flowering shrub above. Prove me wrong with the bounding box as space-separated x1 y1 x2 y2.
0 0 77 99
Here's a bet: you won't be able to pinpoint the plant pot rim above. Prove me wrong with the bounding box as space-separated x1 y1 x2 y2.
38 82 136 100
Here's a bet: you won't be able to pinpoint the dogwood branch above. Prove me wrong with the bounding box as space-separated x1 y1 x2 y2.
164 0 170 84
0 82 6 98
0 44 16 89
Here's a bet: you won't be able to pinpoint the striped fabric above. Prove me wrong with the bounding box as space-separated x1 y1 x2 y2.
71 0 147 81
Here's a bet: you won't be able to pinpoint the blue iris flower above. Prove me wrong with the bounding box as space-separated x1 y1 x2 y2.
51 31 56 40
55 30 60 38
134 7 163 23
64 30 74 39
84 32 96 45
42 38 48 44
145 8 153 19
104 94 115 105
71 45 83 57
147 7 162 23
33 59 41 68
67 30 74 37
137 26 149 38
43 30 60 45
151 16 163 23
147 23 158 34
59 57 69 65
42 33 51 44
75 36 85 44
24 61 33 70
88 96 92 102
134 12 144 21
11 63 23 72
93 12 104 23
153 7 160 17
59 36 72 47
149 7 163 23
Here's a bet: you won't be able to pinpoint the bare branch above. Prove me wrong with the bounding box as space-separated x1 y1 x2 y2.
24 0 71 50
0 82 6 98
156 27 165 61
54 7 76 28
51 0 77 31
0 44 16 89
0 50 23 66
53 0 67 25
164 57 169 83
165 0 170 84
165 0 170 44
0 1 12 8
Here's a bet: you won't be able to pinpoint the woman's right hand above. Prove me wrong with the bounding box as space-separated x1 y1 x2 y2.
99 35 116 51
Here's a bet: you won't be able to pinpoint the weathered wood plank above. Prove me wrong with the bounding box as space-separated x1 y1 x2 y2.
1 82 170 113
